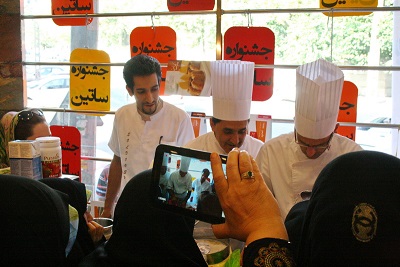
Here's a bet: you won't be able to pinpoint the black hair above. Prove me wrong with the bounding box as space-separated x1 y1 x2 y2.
123 54 162 90
202 168 210 177
211 117 221 125
14 109 47 140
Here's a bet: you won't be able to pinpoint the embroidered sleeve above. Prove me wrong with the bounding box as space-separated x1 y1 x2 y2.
242 238 296 267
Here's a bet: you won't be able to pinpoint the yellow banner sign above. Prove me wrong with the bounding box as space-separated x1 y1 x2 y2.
320 0 378 16
70 48 110 112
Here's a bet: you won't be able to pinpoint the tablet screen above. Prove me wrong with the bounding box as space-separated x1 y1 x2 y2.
151 144 226 224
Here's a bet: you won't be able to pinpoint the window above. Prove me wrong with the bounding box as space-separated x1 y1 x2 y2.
21 0 399 196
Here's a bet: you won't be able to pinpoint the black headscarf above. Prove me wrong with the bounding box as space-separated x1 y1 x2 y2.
80 169 207 267
296 150 400 267
284 199 308 259
40 178 96 266
0 174 70 266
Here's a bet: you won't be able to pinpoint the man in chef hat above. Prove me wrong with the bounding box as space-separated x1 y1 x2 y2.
255 58 363 219
185 60 264 158
166 156 193 208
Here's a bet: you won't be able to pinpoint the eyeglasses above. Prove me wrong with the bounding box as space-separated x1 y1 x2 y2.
17 109 44 121
295 131 333 153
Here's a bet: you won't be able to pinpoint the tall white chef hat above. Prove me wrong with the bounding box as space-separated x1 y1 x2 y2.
295 58 344 139
180 156 191 172
211 60 255 121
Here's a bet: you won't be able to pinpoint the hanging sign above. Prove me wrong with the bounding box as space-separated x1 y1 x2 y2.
165 60 211 96
69 48 111 112
52 0 94 26
130 26 177 95
189 112 208 138
167 0 215 11
320 0 378 16
50 125 81 181
224 26 275 101
249 114 272 143
337 81 358 141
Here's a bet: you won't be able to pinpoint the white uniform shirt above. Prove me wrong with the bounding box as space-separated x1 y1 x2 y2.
192 178 212 201
108 101 195 193
255 132 363 219
184 131 263 158
159 171 171 197
167 171 193 198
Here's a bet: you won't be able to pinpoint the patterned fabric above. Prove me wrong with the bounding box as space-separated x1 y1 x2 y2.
96 164 110 198
0 111 18 168
243 238 295 267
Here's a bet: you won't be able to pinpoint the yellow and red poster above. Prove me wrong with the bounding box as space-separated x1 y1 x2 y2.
50 125 81 181
320 0 378 16
70 48 111 111
337 81 358 141
224 27 275 101
167 0 215 11
52 0 94 26
130 26 177 95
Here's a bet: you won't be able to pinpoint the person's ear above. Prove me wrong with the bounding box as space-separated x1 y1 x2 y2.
125 85 134 97
210 119 216 131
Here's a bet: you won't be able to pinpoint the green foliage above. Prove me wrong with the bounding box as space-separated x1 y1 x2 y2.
224 249 241 267
23 0 395 67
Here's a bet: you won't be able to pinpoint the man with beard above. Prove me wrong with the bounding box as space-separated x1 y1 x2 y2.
102 55 195 218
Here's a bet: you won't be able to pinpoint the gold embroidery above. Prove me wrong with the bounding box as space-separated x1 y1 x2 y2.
352 203 377 242
254 242 294 267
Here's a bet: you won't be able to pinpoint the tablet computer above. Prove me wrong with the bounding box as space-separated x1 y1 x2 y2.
151 144 226 224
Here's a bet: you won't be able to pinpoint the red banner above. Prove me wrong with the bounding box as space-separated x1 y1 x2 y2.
50 125 81 181
224 27 275 101
337 81 358 141
130 26 177 94
167 0 215 11
52 0 94 26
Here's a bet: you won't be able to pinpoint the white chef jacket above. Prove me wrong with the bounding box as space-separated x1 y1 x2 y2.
167 170 193 198
184 131 264 158
255 132 363 219
159 171 171 198
108 101 195 193
192 178 212 201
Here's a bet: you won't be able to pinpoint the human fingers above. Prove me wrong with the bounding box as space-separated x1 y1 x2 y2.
212 148 244 240
88 221 105 243
238 150 255 182
85 210 94 222
250 156 265 184
224 148 241 185
210 151 226 194
212 223 229 239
